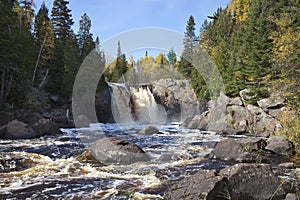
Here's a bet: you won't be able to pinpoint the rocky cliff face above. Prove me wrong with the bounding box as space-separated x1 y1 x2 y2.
183 91 290 137
152 78 202 122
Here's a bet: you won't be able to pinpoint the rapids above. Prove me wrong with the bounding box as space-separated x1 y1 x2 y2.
0 123 231 199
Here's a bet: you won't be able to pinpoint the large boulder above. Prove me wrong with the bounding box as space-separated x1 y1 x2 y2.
182 112 209 130
226 105 251 133
0 120 38 139
220 163 286 200
212 138 244 161
247 105 281 137
139 126 159 135
212 138 268 163
32 118 62 135
164 170 228 200
90 137 150 165
265 136 295 156
206 93 230 132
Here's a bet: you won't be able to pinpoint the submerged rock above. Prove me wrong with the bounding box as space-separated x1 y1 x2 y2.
139 125 159 135
90 137 150 165
0 120 38 139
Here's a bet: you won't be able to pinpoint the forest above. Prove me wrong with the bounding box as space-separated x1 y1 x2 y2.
0 0 299 155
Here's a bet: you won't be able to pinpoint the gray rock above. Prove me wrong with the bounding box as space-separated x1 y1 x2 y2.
247 105 281 137
265 136 295 156
153 78 200 122
91 137 150 165
285 193 299 200
240 88 257 101
0 120 38 139
164 170 228 200
220 163 286 200
227 105 251 133
33 118 62 135
257 97 284 110
229 97 243 106
239 137 267 152
139 126 159 135
212 139 244 160
183 112 209 130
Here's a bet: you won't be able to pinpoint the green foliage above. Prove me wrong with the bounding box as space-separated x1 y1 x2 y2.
277 111 300 164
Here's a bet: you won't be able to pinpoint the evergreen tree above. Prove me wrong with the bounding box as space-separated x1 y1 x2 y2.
77 13 94 59
236 0 273 101
51 0 74 42
167 48 177 65
48 0 74 94
178 15 196 77
62 33 80 95
33 2 55 87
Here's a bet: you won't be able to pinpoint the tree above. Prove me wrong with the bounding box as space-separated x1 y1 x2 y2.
178 15 196 77
236 0 273 101
47 0 74 94
62 33 80 95
110 41 128 82
77 13 94 59
51 0 74 42
32 2 55 87
271 0 300 115
167 48 177 65
155 53 168 67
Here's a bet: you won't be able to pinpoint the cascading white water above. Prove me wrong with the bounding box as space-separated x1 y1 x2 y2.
108 83 167 124
130 87 166 124
108 83 134 123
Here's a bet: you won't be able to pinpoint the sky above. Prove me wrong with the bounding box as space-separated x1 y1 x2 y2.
34 0 230 59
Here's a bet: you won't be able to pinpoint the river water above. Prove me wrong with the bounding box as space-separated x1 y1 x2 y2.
0 122 232 199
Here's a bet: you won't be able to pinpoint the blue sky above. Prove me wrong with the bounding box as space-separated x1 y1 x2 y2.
35 0 230 41
34 0 230 59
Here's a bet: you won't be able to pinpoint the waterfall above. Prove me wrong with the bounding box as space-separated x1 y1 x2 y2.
108 83 134 123
108 83 166 124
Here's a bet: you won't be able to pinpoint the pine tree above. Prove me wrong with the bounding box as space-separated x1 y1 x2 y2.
32 2 55 87
167 48 176 65
47 0 74 94
178 15 196 77
51 0 74 42
236 0 273 101
78 13 94 59
62 33 80 95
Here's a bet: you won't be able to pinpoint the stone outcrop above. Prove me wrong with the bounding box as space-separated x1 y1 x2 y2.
153 78 201 122
165 163 288 200
90 137 150 165
220 163 286 200
183 91 285 137
210 137 294 163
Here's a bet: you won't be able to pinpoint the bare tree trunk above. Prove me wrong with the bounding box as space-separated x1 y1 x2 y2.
32 34 47 86
0 67 6 108
39 68 49 90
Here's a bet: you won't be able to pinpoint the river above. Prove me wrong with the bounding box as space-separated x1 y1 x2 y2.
0 122 233 199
